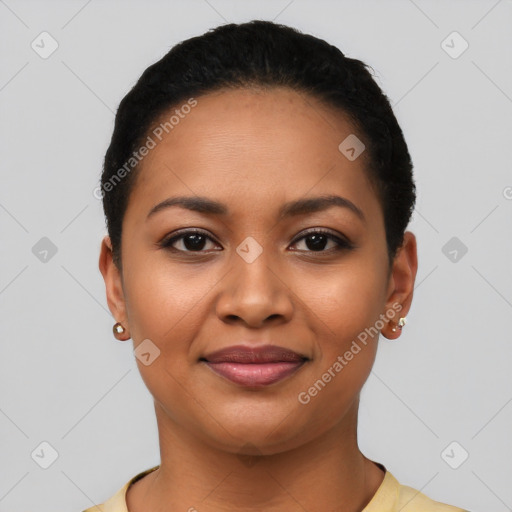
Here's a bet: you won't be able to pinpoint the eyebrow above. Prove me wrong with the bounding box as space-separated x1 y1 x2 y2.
146 194 366 223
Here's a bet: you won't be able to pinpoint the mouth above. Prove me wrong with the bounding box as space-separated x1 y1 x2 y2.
200 344 309 387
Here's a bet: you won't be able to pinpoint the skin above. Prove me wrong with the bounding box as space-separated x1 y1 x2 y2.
99 86 418 512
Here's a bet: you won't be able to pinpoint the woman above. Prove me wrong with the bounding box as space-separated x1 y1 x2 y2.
88 20 468 512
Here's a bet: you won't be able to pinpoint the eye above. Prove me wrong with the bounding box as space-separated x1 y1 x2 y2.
290 229 353 253
159 228 353 254
159 229 221 253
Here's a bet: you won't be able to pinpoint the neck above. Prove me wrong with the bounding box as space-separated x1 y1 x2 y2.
127 398 385 512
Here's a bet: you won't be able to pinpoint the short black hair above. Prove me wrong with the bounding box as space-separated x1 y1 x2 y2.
100 20 416 270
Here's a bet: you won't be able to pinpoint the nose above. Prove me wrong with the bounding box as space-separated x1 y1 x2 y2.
215 248 294 328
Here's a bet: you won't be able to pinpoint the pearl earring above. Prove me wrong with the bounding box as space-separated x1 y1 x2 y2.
113 322 127 340
391 317 406 332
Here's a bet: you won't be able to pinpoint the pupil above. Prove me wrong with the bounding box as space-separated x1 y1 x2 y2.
181 234 329 251
306 234 327 251
184 234 206 251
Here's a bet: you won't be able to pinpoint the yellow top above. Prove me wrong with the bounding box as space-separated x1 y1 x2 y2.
82 464 468 512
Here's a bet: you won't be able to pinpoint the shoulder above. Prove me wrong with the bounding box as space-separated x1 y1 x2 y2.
393 473 469 512
363 467 469 512
80 465 160 512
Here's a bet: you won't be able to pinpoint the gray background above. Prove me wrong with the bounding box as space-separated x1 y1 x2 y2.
1 0 511 511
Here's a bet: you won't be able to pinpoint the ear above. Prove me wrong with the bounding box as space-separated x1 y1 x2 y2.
98 235 130 340
381 231 418 340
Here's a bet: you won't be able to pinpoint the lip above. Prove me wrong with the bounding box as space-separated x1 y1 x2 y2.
203 344 307 364
201 344 309 387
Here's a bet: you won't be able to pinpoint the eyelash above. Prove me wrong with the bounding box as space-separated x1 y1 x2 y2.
158 228 354 254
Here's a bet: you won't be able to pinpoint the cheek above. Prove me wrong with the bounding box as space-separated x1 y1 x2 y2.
291 270 382 433
296 258 385 396
121 262 212 416
121 257 226 396
123 256 217 345
299 260 385 348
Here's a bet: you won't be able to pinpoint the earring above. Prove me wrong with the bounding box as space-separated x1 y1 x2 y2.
391 317 407 333
113 322 128 340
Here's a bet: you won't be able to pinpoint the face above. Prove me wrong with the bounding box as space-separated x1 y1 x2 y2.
100 86 417 455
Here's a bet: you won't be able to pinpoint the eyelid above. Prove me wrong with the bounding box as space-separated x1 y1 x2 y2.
159 226 354 253
290 227 352 246
160 228 221 248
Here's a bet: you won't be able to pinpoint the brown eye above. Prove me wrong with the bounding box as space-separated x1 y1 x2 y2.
160 230 221 252
290 229 353 253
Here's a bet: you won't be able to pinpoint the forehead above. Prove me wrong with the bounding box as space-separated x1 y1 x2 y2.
124 86 380 224
143 86 360 169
